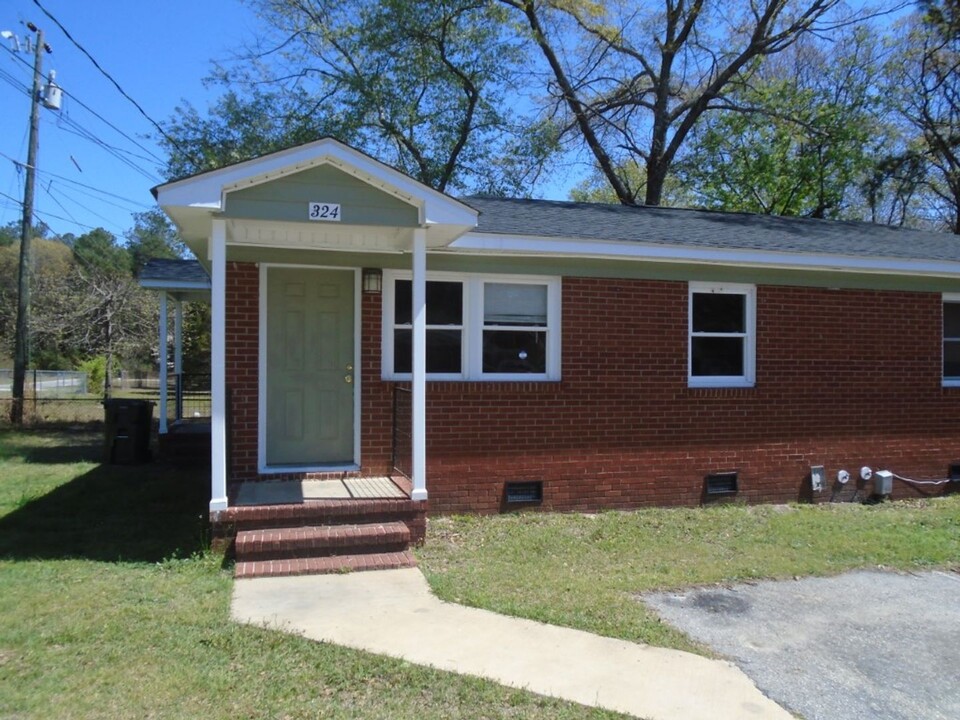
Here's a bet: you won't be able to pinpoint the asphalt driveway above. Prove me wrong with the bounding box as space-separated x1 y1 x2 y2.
644 569 960 720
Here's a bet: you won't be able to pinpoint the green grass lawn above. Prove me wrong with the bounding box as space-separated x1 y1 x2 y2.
417 497 960 653
0 429 623 719
3 429 958 718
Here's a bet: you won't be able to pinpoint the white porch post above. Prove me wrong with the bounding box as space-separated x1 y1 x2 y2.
174 299 183 422
174 301 183 372
411 228 428 501
158 292 168 434
210 219 228 513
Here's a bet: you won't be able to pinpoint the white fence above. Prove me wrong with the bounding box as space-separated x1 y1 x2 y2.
0 370 88 397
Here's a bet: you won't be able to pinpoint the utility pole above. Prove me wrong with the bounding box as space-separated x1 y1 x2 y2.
10 23 52 425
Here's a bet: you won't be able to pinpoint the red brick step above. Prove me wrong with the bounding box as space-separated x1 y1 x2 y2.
235 522 410 562
235 550 417 579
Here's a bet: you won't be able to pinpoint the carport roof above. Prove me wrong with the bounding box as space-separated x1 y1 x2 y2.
138 259 211 302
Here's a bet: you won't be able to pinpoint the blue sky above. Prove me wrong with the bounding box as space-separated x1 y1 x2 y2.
0 0 259 240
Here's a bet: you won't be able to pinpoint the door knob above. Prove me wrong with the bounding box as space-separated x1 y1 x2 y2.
344 374 353 384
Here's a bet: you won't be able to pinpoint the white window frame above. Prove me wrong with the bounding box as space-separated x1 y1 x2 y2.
688 282 756 388
943 293 960 387
383 270 561 381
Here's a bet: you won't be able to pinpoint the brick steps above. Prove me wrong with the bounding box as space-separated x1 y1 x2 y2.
218 498 423 531
235 549 417 579
220 496 427 580
235 521 411 561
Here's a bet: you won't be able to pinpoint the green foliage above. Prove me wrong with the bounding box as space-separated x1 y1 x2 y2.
885 5 960 232
181 303 211 374
419 498 960 650
677 30 882 218
72 228 130 278
76 356 106 396
570 159 693 206
0 430 627 720
162 0 552 194
125 209 188 274
0 222 18 247
162 89 329 180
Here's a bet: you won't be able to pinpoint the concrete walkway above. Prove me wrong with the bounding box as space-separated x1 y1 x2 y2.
232 568 791 720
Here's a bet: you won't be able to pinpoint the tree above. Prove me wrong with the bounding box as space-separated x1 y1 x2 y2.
0 235 75 368
72 228 130 278
677 29 882 218
499 0 876 206
886 3 960 233
125 209 188 273
162 0 557 194
70 228 154 396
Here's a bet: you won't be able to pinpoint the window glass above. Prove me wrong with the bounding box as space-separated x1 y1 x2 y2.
394 280 463 325
691 337 744 376
484 283 547 326
692 293 745 333
945 303 960 338
393 329 462 374
386 273 559 381
483 330 546 373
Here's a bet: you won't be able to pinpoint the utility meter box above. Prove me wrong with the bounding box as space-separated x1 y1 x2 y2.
874 470 894 496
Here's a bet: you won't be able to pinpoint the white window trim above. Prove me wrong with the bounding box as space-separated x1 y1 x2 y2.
688 281 756 388
383 270 561 381
943 293 960 387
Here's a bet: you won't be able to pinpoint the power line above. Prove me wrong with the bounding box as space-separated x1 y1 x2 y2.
30 0 199 168
0 189 99 231
0 150 151 208
0 41 164 165
45 183 128 233
60 87 166 164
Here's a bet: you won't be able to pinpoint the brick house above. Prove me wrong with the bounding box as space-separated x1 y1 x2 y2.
152 138 960 576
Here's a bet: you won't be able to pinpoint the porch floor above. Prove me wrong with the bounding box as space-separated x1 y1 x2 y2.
233 477 408 506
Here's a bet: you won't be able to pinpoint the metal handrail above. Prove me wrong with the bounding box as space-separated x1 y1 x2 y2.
391 386 412 479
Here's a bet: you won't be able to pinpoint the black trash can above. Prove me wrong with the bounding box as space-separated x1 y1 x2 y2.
103 399 154 464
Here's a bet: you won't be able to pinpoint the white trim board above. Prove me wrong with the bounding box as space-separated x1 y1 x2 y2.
450 232 960 279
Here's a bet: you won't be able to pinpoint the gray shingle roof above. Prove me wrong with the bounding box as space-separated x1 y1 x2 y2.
461 197 960 263
139 258 210 286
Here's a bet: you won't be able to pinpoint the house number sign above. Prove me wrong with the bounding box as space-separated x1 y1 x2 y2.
308 202 341 221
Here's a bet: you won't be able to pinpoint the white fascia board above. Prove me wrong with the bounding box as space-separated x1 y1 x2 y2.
139 279 211 291
450 232 960 278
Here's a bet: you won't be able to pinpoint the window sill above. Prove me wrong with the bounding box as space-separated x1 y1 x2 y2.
687 378 755 390
384 374 559 383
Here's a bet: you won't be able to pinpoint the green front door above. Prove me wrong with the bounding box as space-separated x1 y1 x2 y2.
266 267 355 466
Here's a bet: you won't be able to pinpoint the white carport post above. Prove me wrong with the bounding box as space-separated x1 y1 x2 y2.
174 299 183 406
410 227 428 501
158 292 168 434
210 218 228 513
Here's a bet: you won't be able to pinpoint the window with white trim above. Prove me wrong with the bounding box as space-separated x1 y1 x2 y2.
944 294 960 385
384 272 560 381
688 282 756 387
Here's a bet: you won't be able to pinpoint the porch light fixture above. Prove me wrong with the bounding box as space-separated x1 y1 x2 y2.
362 268 383 294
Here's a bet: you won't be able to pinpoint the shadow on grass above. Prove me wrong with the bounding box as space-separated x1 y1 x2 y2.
0 454 210 564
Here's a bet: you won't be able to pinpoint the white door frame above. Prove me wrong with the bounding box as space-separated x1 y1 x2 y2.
257 263 362 474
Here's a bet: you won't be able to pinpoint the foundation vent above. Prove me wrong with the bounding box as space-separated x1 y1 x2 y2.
504 481 543 504
705 472 739 496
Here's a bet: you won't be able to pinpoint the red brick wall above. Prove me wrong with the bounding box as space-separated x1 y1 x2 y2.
227 264 960 510
226 262 260 481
